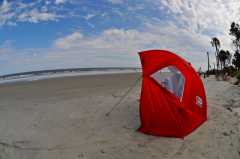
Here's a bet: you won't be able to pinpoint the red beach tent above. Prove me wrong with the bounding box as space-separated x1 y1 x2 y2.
138 50 207 138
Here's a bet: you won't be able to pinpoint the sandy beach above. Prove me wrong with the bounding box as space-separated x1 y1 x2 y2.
0 73 239 159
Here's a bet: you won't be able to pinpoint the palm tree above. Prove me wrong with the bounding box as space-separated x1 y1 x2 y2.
232 51 240 70
211 37 221 70
218 50 231 69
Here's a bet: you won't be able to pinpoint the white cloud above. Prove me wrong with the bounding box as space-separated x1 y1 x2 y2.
55 32 84 49
83 14 95 20
18 9 60 23
0 0 15 25
107 0 125 4
0 0 65 26
157 0 240 50
0 0 10 13
53 21 212 70
55 0 66 5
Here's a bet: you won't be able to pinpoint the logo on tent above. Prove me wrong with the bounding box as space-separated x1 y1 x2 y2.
196 96 203 108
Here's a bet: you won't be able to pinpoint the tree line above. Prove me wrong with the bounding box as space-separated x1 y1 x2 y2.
210 22 240 73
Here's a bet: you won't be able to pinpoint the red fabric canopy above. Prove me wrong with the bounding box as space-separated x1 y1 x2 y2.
138 50 207 138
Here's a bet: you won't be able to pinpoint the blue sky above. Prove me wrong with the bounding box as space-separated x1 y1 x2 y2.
0 0 239 75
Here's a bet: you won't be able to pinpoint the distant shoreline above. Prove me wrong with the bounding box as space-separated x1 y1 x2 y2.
0 67 141 79
0 67 141 84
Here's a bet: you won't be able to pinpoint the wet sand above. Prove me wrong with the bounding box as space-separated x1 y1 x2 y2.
0 73 239 159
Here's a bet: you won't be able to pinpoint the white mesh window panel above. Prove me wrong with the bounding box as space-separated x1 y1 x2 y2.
151 66 185 99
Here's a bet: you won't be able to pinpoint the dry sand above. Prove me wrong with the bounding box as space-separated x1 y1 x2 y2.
0 73 239 159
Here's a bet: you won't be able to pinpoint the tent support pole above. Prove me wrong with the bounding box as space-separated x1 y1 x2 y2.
105 76 141 117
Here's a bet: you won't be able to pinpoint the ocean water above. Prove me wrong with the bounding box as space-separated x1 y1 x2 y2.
0 68 141 84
